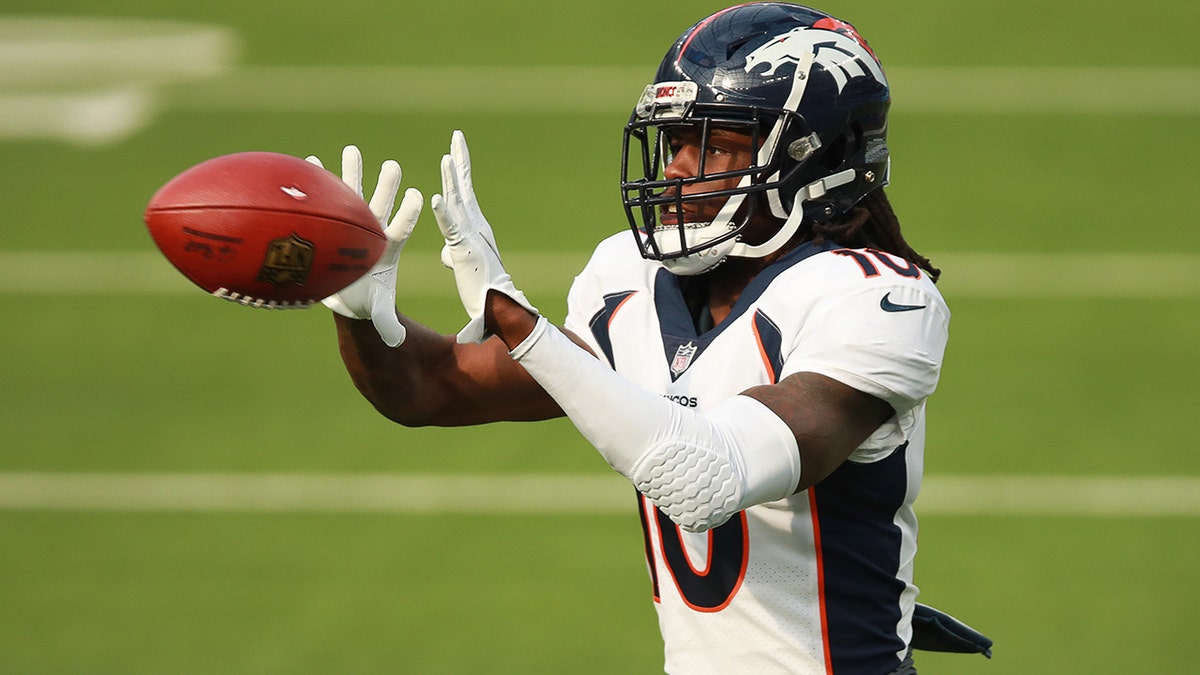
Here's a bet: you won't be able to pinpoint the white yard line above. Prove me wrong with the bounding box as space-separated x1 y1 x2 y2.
0 251 1196 298
0 472 632 514
3 64 1198 143
933 253 1200 299
162 66 1200 115
3 17 1196 144
891 66 1200 115
3 16 1197 116
917 475 1200 517
0 472 1196 516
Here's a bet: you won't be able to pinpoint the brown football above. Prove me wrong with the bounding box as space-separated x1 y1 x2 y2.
144 151 384 308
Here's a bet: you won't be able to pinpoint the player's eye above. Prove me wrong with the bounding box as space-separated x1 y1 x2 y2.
662 133 683 155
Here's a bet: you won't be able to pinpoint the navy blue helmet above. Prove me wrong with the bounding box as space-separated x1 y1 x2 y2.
621 2 890 274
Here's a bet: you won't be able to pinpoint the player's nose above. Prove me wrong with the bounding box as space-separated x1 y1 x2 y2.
663 144 700 181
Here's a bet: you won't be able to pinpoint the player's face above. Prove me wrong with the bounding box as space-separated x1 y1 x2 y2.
660 126 756 227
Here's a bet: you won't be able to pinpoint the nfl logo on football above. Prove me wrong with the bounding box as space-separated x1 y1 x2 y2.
257 233 315 286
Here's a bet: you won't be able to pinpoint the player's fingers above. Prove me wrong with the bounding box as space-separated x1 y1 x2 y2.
430 192 458 243
450 130 473 194
442 150 480 228
370 292 406 347
383 323 407 348
320 293 352 316
448 131 490 225
438 152 458 206
368 159 402 226
341 145 364 196
437 152 469 225
384 187 422 245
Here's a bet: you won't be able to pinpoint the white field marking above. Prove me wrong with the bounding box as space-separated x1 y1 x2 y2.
0 472 1197 516
0 251 1197 299
0 15 1194 144
0 14 1196 116
933 253 1200 299
0 17 236 86
163 65 649 114
1 61 1196 143
0 17 237 144
0 87 154 146
160 65 1200 115
917 475 1200 517
892 66 1200 115
0 472 633 515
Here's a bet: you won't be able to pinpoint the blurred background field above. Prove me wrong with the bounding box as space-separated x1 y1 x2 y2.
1 1 1198 672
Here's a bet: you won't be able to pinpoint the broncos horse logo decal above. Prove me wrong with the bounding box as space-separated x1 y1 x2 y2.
743 24 887 93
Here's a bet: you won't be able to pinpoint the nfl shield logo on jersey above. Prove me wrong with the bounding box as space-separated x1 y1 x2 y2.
670 341 698 377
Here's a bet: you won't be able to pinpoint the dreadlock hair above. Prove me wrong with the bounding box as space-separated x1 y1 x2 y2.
810 188 941 283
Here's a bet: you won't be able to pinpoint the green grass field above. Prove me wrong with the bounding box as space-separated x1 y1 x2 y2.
2 1 1198 672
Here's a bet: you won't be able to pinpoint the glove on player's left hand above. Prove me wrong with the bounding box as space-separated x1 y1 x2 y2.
431 130 537 344
306 146 422 347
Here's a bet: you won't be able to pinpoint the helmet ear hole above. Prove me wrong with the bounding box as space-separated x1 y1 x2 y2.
849 121 865 154
821 134 848 170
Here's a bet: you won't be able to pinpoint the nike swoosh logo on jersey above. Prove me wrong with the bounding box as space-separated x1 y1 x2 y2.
880 292 926 312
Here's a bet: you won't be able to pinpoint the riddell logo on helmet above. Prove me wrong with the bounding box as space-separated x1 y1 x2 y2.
653 81 697 105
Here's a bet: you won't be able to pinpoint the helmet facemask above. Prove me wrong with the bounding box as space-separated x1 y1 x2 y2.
621 94 814 275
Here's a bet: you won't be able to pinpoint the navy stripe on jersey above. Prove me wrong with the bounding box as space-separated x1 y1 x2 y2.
811 442 911 674
636 494 662 602
752 309 784 384
651 240 840 377
653 272 718 381
587 291 638 368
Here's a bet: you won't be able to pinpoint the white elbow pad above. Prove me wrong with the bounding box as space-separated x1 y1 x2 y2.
629 395 801 532
512 317 801 533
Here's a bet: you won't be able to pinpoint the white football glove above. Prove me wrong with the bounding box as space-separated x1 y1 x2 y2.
305 145 422 347
431 130 537 344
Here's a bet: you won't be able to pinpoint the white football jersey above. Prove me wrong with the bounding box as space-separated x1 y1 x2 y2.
563 232 950 675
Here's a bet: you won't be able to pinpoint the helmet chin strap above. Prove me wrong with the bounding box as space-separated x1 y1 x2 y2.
657 168 856 273
656 190 747 276
727 168 857 259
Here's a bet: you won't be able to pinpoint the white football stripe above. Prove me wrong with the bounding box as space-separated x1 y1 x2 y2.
0 251 1197 298
0 472 1197 516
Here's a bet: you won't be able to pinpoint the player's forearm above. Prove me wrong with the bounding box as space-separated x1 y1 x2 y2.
334 313 452 426
334 313 563 427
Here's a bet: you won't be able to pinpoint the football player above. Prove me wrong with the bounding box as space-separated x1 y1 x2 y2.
310 3 990 673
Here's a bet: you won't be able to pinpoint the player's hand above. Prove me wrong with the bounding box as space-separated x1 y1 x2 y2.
432 130 537 344
306 146 422 347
